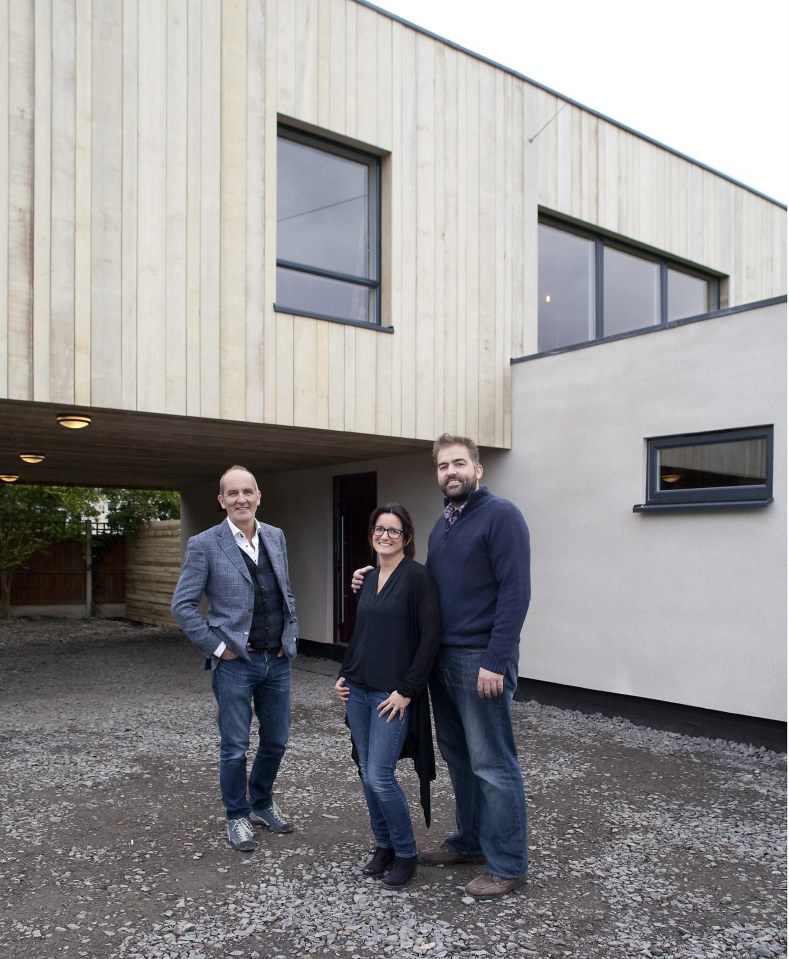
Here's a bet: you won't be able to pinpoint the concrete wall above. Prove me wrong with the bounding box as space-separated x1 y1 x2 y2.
495 303 787 721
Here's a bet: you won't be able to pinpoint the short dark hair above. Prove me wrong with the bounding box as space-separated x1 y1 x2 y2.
368 502 416 560
219 465 258 495
432 433 480 466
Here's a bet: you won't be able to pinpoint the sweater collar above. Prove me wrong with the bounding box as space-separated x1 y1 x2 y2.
442 485 489 511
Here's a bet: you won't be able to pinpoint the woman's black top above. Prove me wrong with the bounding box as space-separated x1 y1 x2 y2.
341 557 441 698
340 556 442 824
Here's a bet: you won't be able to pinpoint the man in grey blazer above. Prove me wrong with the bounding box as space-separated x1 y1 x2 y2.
172 465 299 852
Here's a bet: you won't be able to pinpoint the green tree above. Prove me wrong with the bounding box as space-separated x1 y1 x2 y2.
99 488 180 532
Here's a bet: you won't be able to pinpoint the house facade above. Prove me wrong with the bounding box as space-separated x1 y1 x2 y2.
1 0 786 722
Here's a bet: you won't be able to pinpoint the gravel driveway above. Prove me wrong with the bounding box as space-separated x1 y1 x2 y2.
0 617 785 959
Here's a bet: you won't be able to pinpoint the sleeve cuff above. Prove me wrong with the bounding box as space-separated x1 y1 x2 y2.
481 653 510 676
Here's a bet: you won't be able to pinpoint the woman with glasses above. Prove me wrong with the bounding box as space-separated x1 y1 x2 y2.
334 503 441 889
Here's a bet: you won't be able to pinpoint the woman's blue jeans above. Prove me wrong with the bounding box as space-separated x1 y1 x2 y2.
429 647 528 879
211 651 291 820
345 682 416 857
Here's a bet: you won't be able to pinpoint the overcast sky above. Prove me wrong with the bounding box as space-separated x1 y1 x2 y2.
373 0 788 205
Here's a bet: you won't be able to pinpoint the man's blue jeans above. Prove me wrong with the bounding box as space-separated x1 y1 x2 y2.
211 651 291 820
429 646 528 878
345 682 416 857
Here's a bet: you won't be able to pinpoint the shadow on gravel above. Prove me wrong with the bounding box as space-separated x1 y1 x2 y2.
0 617 785 959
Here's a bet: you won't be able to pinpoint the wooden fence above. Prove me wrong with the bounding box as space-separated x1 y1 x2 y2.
10 537 125 615
125 520 182 627
8 520 181 624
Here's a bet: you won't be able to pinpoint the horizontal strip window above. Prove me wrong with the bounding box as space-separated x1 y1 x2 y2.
276 127 381 325
634 426 774 512
538 217 721 353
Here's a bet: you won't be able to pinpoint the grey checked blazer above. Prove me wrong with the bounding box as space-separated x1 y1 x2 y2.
171 520 299 667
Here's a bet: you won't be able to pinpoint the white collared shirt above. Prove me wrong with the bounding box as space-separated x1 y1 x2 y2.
226 516 261 563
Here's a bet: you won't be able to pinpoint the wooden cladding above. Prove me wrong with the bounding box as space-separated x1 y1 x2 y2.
1 0 785 451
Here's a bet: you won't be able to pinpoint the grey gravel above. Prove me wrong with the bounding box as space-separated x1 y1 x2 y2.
0 617 785 959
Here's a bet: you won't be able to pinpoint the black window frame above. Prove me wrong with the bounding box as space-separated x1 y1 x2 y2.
634 425 774 513
538 216 721 353
275 126 382 327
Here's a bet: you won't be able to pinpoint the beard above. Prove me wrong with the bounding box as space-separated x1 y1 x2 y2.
440 475 478 503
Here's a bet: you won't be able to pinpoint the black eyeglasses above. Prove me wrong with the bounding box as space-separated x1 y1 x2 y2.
371 525 404 540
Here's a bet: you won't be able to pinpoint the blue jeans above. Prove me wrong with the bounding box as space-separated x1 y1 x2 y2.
344 682 416 857
430 646 528 878
211 651 291 820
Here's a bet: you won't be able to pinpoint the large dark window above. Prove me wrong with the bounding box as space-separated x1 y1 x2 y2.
635 426 774 512
538 218 720 352
276 128 380 325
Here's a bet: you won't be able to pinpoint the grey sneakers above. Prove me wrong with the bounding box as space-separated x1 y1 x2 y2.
226 802 293 850
249 801 293 834
226 817 255 852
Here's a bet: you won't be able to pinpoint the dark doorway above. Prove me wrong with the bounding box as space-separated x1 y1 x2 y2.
333 472 377 645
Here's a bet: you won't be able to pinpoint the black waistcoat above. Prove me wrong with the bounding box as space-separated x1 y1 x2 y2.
238 539 285 648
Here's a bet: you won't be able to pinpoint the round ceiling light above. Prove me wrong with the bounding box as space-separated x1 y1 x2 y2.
0 474 20 483
20 453 45 464
57 415 92 429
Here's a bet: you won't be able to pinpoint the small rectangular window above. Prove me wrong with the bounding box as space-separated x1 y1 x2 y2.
635 426 774 511
276 128 380 325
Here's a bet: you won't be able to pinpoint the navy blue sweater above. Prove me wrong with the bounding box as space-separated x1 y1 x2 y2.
426 486 531 675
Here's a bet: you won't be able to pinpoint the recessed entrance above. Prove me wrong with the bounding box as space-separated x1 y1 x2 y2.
333 472 377 645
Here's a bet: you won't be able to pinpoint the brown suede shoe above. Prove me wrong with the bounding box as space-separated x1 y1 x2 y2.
464 873 527 899
419 842 486 867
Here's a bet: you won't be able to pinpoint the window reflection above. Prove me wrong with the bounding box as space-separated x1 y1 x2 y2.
603 247 660 336
276 267 371 325
538 224 595 352
658 438 767 491
276 131 379 324
668 268 709 322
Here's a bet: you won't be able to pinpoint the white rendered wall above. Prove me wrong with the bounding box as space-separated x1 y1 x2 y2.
491 303 787 721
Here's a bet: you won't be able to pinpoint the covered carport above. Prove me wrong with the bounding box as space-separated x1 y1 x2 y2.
0 398 429 490
0 397 435 640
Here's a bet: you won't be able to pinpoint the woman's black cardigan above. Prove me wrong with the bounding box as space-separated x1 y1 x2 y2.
340 557 442 825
